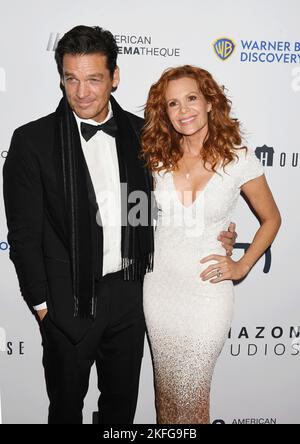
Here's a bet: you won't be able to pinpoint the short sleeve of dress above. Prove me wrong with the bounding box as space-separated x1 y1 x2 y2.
237 148 264 188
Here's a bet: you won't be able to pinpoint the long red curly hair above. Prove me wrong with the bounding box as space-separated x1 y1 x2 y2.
141 65 245 173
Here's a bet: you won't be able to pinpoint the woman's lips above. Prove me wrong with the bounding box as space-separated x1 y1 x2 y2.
179 116 196 125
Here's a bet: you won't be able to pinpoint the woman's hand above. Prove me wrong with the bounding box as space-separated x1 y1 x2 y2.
200 255 250 283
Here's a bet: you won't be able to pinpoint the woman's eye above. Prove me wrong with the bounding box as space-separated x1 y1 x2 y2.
168 101 177 107
188 95 197 101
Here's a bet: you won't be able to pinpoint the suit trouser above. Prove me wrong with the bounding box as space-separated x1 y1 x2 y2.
40 274 145 424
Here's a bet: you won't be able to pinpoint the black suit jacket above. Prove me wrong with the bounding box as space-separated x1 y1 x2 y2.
3 97 145 343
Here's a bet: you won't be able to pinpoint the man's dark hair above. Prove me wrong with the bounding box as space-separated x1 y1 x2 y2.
55 25 118 78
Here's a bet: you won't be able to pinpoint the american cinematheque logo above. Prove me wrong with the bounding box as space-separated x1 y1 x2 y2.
213 37 300 63
47 33 181 58
213 418 277 424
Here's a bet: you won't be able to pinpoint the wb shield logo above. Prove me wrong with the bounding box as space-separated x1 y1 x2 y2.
214 38 235 61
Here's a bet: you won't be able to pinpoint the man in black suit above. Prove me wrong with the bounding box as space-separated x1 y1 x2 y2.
3 25 236 424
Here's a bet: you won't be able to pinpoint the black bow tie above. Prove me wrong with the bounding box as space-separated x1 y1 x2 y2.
80 117 118 142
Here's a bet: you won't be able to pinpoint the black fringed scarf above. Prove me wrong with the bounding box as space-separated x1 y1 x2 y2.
55 95 154 319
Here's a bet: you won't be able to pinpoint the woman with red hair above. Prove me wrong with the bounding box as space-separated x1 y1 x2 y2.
141 65 281 424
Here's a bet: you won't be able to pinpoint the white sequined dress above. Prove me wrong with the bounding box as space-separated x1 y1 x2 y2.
143 149 264 424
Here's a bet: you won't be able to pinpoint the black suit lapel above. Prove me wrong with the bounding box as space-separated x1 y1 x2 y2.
110 95 140 181
83 158 98 212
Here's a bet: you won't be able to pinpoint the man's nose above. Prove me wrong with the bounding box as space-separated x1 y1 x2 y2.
76 81 89 98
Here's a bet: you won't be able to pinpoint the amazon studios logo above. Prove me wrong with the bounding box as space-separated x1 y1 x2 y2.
255 145 299 168
47 32 181 58
213 37 300 63
226 325 300 358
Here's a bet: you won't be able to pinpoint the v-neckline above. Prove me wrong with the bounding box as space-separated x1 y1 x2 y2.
170 167 220 209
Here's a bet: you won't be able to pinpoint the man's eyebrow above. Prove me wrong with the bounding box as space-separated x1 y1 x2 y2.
86 73 104 79
63 72 104 79
64 71 75 77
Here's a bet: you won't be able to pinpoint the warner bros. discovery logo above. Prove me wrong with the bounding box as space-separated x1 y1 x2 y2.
213 38 236 61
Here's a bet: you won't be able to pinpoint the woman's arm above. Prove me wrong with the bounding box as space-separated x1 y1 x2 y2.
200 175 281 283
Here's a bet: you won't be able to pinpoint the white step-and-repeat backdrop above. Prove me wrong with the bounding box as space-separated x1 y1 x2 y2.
0 0 299 424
